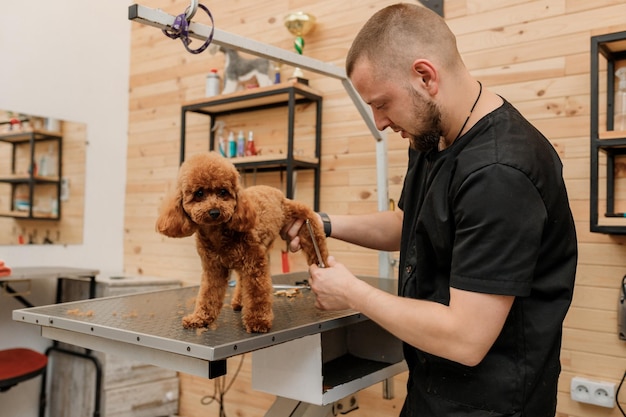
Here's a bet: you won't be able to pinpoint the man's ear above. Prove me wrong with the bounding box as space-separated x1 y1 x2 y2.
411 59 438 96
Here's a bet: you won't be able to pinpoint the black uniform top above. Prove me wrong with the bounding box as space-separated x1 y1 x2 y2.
397 100 577 417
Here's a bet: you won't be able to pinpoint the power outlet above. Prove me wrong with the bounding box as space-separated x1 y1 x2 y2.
570 376 615 408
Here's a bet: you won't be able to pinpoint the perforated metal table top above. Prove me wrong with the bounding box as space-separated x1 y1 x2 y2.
13 272 397 362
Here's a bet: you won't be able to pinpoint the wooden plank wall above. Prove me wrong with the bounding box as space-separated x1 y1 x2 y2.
125 1 626 416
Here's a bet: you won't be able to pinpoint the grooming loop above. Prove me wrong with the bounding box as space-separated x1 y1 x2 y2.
162 1 213 54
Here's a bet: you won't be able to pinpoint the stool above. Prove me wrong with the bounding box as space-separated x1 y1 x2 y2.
0 348 47 415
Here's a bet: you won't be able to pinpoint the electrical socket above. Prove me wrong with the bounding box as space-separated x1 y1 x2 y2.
570 376 615 408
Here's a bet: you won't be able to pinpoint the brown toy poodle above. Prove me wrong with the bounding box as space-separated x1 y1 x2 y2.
156 152 328 333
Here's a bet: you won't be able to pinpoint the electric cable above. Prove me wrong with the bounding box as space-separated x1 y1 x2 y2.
617 369 626 416
200 353 246 417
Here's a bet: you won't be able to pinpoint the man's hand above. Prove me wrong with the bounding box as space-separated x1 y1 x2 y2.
281 214 323 253
308 256 359 311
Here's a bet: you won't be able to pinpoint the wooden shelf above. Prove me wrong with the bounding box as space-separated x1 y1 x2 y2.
0 209 59 219
0 174 60 183
599 130 626 140
183 81 321 114
0 129 62 143
230 154 319 165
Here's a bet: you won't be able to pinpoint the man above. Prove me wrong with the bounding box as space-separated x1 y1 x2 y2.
283 3 577 416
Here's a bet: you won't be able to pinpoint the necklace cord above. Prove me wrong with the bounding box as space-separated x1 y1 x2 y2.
454 81 483 141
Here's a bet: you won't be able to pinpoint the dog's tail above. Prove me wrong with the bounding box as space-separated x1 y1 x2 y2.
284 201 329 267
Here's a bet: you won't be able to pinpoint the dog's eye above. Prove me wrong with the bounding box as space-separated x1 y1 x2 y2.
218 189 229 198
193 190 205 201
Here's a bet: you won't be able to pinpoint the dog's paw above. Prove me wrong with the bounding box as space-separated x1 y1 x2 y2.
182 313 214 329
231 299 243 311
244 317 272 334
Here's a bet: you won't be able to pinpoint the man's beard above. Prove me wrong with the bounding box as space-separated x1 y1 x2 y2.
407 89 442 153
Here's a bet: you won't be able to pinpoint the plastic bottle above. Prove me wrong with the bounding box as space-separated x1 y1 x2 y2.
615 67 626 131
274 64 281 84
245 130 257 156
237 130 245 157
227 131 236 158
38 153 48 177
205 69 221 97
212 121 227 157
46 145 57 177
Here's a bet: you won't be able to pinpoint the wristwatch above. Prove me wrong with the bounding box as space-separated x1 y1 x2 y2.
318 212 332 238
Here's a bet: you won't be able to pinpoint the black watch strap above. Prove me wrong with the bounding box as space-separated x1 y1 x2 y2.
318 212 332 238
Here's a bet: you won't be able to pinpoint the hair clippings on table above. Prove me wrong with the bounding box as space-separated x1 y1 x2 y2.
162 2 214 54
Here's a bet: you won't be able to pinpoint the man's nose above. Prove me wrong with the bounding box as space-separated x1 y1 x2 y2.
373 109 390 131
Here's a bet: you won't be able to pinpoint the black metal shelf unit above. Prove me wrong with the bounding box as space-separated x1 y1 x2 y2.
179 82 323 211
0 130 62 221
590 31 626 234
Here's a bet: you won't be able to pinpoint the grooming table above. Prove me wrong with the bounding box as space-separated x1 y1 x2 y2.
13 272 406 415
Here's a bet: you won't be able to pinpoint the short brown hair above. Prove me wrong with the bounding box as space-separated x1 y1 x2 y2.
346 3 463 79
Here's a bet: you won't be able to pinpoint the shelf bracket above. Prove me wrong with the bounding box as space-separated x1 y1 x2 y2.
128 4 395 278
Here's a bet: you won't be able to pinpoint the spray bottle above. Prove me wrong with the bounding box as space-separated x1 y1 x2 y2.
245 130 257 156
212 121 227 157
615 67 626 131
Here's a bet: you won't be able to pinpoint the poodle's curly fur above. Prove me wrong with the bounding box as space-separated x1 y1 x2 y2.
156 152 328 333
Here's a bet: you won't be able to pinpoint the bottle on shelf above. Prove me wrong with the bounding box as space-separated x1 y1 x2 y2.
615 67 626 131
237 130 245 157
47 145 57 177
212 121 227 157
245 130 257 156
205 69 221 97
227 131 236 158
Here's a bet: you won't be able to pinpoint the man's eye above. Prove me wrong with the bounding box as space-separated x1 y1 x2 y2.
193 190 204 200
219 189 229 197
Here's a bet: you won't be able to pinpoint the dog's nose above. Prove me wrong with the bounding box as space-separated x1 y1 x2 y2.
209 208 220 219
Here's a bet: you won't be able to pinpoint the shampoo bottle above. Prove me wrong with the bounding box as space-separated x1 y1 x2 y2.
227 131 236 158
237 130 245 157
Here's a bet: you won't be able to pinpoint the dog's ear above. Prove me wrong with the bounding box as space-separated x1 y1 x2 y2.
156 187 196 237
229 190 256 232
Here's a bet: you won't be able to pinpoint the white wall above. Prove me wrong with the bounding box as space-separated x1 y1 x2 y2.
0 1 131 416
0 1 131 275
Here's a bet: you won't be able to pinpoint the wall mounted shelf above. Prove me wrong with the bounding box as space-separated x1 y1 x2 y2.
180 81 322 211
590 31 626 234
0 130 62 220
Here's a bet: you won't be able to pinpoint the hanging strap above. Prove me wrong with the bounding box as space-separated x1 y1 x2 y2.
162 3 214 54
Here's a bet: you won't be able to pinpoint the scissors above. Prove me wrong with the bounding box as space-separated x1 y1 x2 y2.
305 219 325 268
